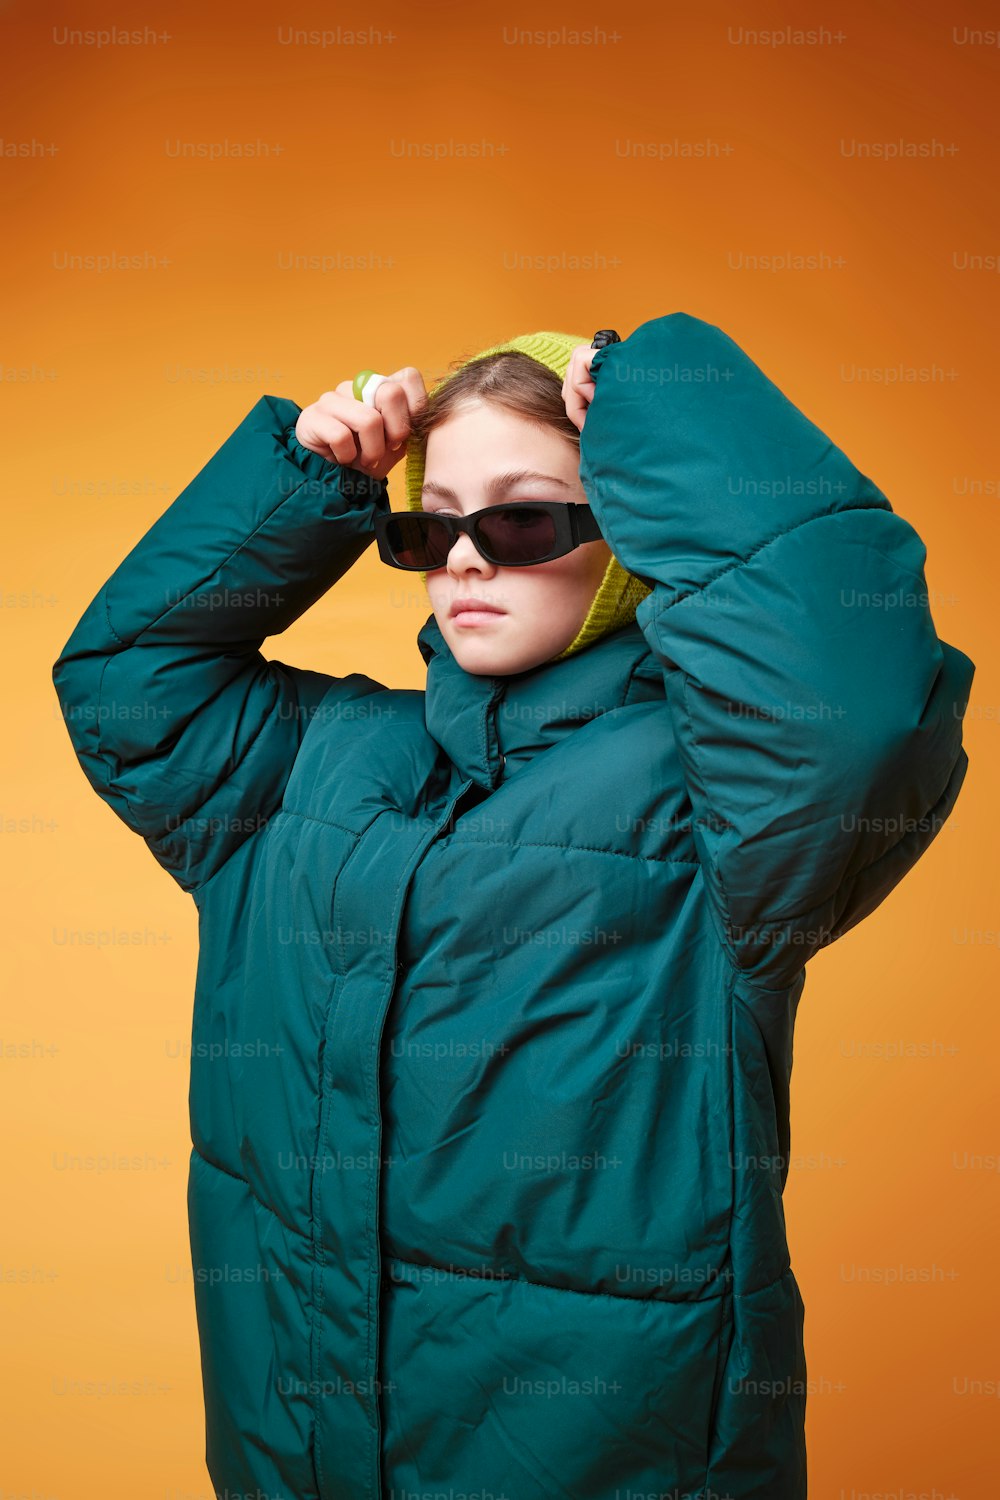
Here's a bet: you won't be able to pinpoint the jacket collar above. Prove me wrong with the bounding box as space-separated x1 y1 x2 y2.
417 613 663 790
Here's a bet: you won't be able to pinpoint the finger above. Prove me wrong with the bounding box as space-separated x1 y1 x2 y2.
341 367 426 456
304 414 369 468
296 415 351 466
562 346 596 430
304 398 382 469
317 390 386 468
379 367 427 449
563 374 595 432
564 345 594 385
333 374 403 456
388 366 429 440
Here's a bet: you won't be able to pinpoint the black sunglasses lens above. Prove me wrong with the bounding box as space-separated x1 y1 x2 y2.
478 506 557 563
385 514 452 569
385 506 560 568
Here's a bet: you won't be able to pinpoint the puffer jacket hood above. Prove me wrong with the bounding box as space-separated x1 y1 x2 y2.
52 312 975 1500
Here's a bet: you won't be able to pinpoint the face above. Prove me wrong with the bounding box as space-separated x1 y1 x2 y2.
421 400 613 676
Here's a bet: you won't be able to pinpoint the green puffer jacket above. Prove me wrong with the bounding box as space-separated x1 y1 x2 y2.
52 313 974 1500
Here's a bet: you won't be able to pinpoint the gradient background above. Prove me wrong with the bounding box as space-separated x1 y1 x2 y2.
2 1 998 1495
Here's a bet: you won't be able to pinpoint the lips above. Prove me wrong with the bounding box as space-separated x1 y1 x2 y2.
450 598 506 617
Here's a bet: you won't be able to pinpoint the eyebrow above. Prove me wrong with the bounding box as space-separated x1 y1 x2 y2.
420 469 573 504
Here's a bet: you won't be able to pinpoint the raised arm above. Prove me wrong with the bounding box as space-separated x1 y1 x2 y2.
51 388 406 897
579 313 975 991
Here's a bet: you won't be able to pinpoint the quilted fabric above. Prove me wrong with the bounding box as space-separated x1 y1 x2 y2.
52 313 975 1499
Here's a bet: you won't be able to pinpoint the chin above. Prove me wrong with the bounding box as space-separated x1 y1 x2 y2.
450 632 565 677
447 633 510 674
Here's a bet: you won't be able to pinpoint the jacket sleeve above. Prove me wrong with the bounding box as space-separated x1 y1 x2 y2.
580 313 976 991
51 393 392 897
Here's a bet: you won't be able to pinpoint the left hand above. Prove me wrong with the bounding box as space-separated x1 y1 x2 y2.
562 344 597 432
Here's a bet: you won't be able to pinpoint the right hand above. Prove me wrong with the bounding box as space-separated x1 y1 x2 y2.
295 367 428 482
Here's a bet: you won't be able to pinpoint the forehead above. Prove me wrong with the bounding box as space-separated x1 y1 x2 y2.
422 403 580 489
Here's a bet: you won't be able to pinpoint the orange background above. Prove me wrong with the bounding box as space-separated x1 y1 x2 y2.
2 1 998 1495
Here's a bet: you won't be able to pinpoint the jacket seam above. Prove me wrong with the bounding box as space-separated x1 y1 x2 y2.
103 586 126 646
621 646 656 705
732 1264 792 1299
722 961 738 1281
94 624 141 826
677 669 744 985
190 1143 313 1245
385 1252 730 1306
436 835 703 866
187 821 263 905
276 804 374 837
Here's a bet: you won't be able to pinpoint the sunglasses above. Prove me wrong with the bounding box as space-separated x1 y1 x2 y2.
373 500 605 571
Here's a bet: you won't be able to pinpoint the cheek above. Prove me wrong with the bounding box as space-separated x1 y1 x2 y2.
530 553 606 610
530 542 608 591
569 543 611 595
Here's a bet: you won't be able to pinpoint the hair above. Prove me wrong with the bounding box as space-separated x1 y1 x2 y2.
409 349 581 454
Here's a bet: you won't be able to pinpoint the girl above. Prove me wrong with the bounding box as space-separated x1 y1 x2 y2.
53 314 974 1500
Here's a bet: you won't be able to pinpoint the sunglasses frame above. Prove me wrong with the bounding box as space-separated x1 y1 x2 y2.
373 499 606 571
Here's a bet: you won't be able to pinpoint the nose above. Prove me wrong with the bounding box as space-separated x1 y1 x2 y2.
445 529 496 577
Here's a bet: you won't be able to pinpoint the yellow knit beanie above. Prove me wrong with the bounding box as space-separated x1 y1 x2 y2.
402 330 652 662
